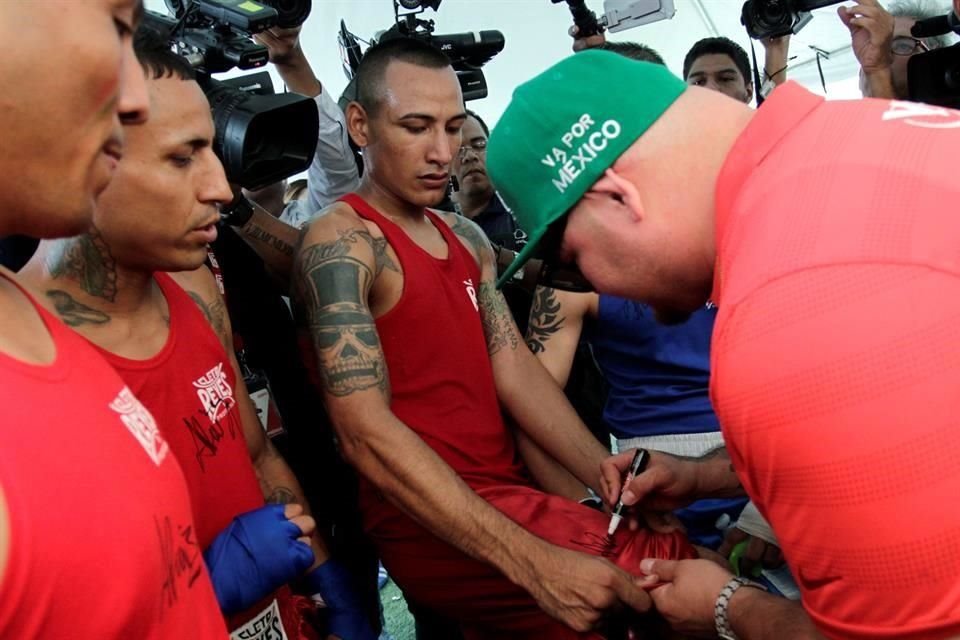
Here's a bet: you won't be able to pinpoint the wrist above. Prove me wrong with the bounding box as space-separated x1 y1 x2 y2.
271 45 307 69
726 582 767 637
695 454 742 499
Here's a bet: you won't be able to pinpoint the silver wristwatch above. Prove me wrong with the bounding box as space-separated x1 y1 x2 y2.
715 576 765 640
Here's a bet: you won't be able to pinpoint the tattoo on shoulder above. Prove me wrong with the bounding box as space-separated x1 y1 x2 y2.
477 281 519 356
45 225 118 302
46 290 110 327
526 288 565 354
266 487 297 505
448 214 490 256
187 291 228 340
295 232 390 398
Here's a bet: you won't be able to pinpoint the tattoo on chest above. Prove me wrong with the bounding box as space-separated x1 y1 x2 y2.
478 281 519 356
526 288 565 354
45 289 110 327
45 225 118 302
295 233 389 398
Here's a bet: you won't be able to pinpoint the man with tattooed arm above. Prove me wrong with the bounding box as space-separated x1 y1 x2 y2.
293 37 695 639
19 28 373 640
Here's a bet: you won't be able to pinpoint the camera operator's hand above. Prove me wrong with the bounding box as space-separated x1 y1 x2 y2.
838 0 894 96
253 24 305 66
569 24 606 53
254 24 321 97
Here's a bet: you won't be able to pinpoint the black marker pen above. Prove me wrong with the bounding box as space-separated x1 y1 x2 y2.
607 448 650 536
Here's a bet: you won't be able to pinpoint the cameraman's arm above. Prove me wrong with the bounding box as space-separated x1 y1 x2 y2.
227 197 299 287
254 27 321 98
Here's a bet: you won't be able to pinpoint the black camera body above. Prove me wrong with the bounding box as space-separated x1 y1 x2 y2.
339 1 505 102
740 0 841 39
909 11 960 109
145 0 319 190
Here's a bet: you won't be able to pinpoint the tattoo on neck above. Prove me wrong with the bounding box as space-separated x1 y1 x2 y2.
46 290 110 327
295 234 390 398
526 287 565 354
45 226 118 302
477 281 519 356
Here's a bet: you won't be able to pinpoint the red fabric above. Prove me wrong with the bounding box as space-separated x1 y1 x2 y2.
0 275 227 638
712 83 960 639
342 195 694 638
95 273 309 637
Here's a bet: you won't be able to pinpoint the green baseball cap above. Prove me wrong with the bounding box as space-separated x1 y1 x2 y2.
488 50 687 288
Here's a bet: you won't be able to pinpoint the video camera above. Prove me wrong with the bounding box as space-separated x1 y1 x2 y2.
338 0 505 102
909 10 960 108
144 0 319 189
553 0 677 37
740 0 843 40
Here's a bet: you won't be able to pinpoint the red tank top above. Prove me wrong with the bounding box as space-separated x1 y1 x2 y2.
0 274 227 638
93 272 312 638
342 195 527 536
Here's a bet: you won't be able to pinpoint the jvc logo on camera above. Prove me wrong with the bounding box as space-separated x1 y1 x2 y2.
541 114 622 194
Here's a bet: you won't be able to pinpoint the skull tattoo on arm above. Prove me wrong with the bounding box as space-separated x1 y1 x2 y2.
295 228 390 398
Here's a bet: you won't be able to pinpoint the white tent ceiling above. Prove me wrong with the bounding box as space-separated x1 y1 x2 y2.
144 0 950 124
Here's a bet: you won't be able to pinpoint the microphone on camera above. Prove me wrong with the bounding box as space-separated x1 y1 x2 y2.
911 11 959 38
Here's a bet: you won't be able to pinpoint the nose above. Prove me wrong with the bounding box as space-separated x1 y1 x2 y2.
428 128 455 167
203 154 235 207
117 37 149 125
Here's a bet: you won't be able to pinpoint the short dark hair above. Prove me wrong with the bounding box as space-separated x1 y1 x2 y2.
356 37 452 116
598 41 666 66
465 109 490 136
134 25 196 81
683 37 751 85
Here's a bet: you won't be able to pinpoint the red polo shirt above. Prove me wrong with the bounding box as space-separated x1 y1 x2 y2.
711 82 960 639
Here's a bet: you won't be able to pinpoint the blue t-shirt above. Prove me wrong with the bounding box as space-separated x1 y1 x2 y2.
591 296 718 439
589 296 743 548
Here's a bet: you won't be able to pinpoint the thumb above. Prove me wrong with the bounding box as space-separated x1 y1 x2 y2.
639 558 679 582
613 570 653 613
620 467 668 507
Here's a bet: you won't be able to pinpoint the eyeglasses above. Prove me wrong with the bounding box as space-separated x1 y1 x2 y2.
532 215 594 293
891 36 929 56
457 138 487 159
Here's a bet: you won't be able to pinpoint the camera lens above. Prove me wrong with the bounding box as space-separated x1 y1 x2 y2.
262 0 311 28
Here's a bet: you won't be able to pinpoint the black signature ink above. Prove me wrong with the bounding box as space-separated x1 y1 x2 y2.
573 531 618 558
184 405 241 472
156 515 203 615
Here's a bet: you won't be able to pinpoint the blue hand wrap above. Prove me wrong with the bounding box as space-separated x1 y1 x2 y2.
304 560 377 640
204 503 315 614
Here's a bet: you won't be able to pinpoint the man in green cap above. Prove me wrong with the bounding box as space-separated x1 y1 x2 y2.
489 46 960 640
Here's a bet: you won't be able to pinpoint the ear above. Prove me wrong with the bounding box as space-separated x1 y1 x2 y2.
345 101 370 148
589 168 645 222
745 81 754 105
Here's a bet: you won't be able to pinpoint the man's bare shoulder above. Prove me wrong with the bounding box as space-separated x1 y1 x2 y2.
167 266 231 345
